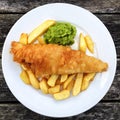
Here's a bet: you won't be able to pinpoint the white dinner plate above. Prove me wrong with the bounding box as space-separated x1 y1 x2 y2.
2 3 116 118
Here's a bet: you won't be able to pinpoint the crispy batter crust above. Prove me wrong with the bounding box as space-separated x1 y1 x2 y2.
11 41 108 77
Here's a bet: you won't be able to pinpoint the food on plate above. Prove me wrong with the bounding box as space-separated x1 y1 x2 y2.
20 70 31 84
81 73 96 91
48 85 60 94
44 22 76 45
47 74 59 87
39 78 49 94
60 74 68 83
78 33 96 92
85 35 94 53
28 20 56 44
19 33 28 45
37 36 46 44
72 73 83 96
10 19 108 100
63 74 75 89
66 79 74 91
53 90 70 100
79 33 87 53
11 41 108 78
27 70 40 89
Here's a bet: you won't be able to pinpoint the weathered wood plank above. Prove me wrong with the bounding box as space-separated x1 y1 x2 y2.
0 43 2 58
96 14 120 44
0 14 23 43
0 58 17 101
103 73 120 100
0 0 120 13
0 102 120 119
0 76 17 102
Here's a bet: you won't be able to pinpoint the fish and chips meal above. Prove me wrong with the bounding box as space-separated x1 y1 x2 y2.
10 20 108 100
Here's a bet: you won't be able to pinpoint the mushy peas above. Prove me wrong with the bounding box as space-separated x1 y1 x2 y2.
44 22 76 46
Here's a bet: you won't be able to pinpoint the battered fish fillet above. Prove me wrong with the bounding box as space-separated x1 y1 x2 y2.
11 41 108 77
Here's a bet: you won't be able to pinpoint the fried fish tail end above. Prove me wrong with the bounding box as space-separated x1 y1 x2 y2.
10 41 108 77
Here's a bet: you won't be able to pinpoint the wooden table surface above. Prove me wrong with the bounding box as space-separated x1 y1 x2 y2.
0 0 120 119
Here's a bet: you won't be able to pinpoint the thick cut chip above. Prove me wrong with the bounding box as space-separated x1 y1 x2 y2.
37 36 46 44
20 70 30 84
28 20 56 43
27 70 40 89
47 74 59 87
79 33 87 53
85 35 94 53
66 79 74 91
53 90 70 100
63 74 75 89
40 79 49 94
81 73 96 91
48 85 60 94
19 33 28 45
72 73 83 96
60 74 68 83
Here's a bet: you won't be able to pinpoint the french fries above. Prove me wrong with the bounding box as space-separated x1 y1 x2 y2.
28 20 56 43
37 36 46 44
79 33 87 53
66 80 74 91
18 19 97 100
81 73 96 91
85 35 94 53
53 90 70 100
19 33 28 45
40 79 49 94
60 74 68 83
20 70 30 84
47 74 59 87
48 85 60 94
72 73 83 96
63 74 75 89
27 70 40 89
79 33 96 92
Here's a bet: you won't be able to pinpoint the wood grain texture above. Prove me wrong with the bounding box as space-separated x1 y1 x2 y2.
0 103 120 120
0 0 120 13
0 14 23 43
